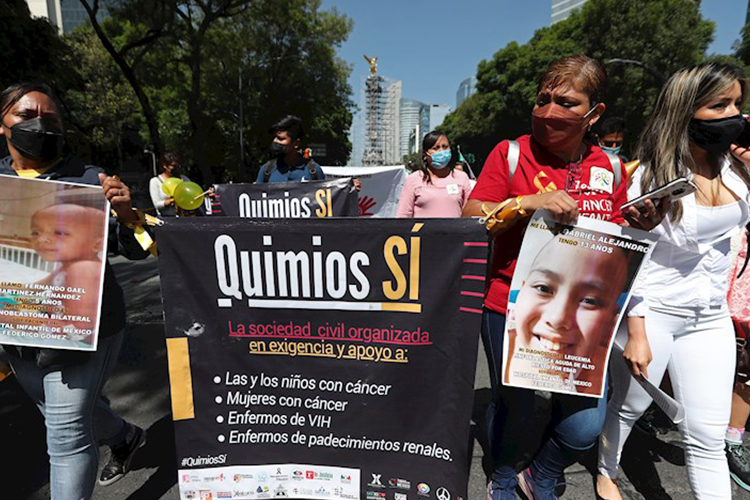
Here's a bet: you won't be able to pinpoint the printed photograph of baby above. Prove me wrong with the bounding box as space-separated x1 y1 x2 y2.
0 175 109 350
502 213 655 397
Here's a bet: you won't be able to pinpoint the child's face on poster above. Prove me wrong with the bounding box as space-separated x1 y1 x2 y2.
31 206 103 263
514 237 628 362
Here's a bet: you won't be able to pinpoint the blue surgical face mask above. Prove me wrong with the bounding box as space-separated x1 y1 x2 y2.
600 145 621 155
429 149 452 169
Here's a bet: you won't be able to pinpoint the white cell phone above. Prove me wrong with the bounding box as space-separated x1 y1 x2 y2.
620 177 696 211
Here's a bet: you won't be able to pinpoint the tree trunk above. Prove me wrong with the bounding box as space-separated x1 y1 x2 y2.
79 0 163 159
186 38 211 185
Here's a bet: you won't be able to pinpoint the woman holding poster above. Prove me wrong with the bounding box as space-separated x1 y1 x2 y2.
0 83 150 499
461 54 661 500
597 63 750 500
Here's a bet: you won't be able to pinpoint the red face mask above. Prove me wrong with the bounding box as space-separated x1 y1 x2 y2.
532 104 597 152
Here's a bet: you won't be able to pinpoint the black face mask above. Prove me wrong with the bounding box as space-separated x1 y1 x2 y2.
688 114 746 153
4 117 64 161
270 142 287 157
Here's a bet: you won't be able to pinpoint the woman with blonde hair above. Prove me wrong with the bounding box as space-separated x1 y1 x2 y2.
597 62 750 499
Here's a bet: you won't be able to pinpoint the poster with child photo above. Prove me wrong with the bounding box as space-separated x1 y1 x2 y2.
502 210 658 398
0 175 109 351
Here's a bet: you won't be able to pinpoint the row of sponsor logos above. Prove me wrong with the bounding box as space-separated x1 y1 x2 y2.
365 488 459 500
183 469 348 484
181 468 457 500
183 470 426 493
367 474 460 500
184 483 357 499
184 488 457 500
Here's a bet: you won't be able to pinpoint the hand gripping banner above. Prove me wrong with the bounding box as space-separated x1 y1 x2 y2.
157 218 486 500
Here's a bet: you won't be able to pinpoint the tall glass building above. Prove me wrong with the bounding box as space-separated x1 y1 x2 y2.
429 104 451 131
26 0 107 34
551 0 588 24
456 77 476 108
399 98 429 159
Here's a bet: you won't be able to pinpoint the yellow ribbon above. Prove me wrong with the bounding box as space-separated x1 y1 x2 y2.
533 171 557 193
0 360 12 383
114 209 163 256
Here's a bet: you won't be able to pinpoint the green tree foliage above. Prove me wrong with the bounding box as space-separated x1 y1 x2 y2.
0 0 70 90
402 151 420 171
63 27 145 167
442 0 714 167
734 21 750 67
79 0 168 159
214 0 355 174
78 0 353 182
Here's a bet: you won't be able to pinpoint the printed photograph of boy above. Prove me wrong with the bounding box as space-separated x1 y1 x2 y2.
0 176 108 349
504 228 642 397
30 202 106 342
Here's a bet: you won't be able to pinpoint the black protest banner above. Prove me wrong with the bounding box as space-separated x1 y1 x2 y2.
157 218 486 500
208 178 358 218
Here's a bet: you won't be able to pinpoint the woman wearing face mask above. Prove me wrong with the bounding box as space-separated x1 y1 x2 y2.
0 83 151 499
597 63 750 500
396 131 471 217
462 55 661 500
149 151 190 216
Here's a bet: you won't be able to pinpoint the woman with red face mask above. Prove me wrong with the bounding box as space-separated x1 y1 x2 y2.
463 55 662 500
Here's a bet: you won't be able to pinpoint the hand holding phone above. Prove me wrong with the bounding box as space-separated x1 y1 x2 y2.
620 178 696 211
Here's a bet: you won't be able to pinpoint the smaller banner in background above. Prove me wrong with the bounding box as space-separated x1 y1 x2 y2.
208 178 358 218
323 166 407 217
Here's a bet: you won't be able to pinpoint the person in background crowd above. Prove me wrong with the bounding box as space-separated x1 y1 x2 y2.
455 161 477 189
463 54 654 500
149 152 189 216
455 147 477 189
726 227 750 492
396 131 471 218
595 116 628 161
256 115 325 183
0 83 150 499
597 62 750 500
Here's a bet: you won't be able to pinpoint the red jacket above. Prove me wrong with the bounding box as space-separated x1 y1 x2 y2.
469 135 627 314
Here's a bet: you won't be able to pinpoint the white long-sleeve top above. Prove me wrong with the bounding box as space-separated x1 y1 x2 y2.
628 159 750 317
149 174 189 216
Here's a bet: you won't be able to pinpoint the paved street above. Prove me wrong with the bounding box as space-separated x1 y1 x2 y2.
2 255 750 499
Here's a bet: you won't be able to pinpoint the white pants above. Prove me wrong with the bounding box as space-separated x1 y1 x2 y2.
598 308 735 499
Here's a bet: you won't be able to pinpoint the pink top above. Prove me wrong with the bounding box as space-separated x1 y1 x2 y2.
729 230 750 322
396 169 472 218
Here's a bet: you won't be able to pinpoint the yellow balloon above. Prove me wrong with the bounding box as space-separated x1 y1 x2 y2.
173 181 204 211
162 177 184 196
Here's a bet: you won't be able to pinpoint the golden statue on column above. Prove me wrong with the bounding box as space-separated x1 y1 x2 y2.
364 55 378 75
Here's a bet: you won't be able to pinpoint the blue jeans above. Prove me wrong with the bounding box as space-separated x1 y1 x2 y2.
9 331 130 500
481 309 607 490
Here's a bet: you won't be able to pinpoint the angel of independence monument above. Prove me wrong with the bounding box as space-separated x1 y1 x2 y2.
361 55 400 165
